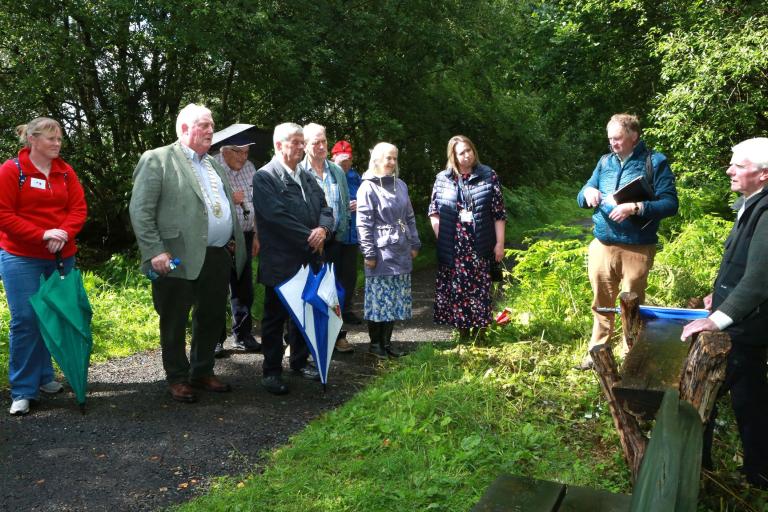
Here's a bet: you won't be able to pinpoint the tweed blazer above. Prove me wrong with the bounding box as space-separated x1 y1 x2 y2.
129 142 246 280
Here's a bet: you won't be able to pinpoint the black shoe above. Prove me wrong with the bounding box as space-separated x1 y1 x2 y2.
261 375 289 395
385 345 405 358
214 342 225 358
232 338 262 352
343 312 363 325
292 365 321 381
368 344 387 359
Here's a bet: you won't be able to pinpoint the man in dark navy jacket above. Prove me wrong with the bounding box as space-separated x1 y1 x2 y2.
682 137 768 489
252 123 334 394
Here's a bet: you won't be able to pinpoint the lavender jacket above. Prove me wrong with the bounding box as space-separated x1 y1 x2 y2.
356 171 421 277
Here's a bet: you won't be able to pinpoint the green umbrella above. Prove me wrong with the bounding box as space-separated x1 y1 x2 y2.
29 258 93 413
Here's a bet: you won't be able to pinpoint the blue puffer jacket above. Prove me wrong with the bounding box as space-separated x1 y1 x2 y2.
577 141 678 245
430 164 498 265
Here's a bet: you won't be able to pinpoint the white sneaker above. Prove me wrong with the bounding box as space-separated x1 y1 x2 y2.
40 381 64 394
9 399 30 415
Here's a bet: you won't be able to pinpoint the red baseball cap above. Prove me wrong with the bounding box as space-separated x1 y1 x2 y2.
331 140 352 159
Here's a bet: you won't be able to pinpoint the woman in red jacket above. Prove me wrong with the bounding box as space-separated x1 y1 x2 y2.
0 117 87 415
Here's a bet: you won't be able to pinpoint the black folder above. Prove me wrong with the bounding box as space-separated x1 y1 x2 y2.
612 175 653 204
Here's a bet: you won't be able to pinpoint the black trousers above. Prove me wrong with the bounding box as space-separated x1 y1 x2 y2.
338 242 360 315
228 230 255 342
261 285 309 377
704 342 768 482
151 247 231 384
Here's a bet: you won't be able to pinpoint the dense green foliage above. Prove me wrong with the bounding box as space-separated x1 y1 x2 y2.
3 1 764 252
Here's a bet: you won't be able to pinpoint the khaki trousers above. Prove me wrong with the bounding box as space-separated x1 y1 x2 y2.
587 238 656 358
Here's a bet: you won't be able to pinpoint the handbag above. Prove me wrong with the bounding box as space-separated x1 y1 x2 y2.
490 260 504 282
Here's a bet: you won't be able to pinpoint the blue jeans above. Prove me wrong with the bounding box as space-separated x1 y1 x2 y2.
1 250 74 400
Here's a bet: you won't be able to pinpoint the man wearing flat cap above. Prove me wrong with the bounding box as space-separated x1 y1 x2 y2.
213 132 261 356
129 103 246 403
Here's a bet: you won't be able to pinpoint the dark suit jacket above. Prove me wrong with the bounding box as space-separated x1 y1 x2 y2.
252 157 334 287
129 142 246 280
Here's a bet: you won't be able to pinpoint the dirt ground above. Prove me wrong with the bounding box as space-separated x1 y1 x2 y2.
0 266 452 512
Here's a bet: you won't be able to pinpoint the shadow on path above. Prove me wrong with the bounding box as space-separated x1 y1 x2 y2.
0 266 451 512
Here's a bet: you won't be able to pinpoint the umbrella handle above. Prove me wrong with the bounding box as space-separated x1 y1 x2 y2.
55 251 65 278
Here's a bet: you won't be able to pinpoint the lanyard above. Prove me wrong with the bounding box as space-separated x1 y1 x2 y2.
457 174 474 211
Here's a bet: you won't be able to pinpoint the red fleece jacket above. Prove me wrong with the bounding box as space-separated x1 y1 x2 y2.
0 147 87 259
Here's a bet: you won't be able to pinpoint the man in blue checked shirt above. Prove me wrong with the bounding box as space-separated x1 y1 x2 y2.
214 136 262 355
298 123 354 352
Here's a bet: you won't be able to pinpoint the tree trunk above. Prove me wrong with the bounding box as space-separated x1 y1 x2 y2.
678 331 731 423
590 343 648 481
619 292 640 352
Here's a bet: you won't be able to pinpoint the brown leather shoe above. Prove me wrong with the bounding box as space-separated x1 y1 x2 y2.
169 382 197 403
335 337 354 353
191 375 232 393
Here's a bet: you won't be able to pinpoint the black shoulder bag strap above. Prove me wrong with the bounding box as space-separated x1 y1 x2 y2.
645 150 655 199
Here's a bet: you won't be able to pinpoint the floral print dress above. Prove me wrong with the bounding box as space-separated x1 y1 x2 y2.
429 172 506 328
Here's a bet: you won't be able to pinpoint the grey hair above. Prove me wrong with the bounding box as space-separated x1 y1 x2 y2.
175 103 212 138
302 123 326 140
273 122 303 146
16 117 62 147
732 138 768 170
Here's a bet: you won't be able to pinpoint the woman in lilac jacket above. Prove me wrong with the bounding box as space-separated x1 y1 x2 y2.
356 142 421 358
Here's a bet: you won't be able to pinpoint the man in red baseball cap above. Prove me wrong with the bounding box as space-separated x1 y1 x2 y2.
332 140 364 328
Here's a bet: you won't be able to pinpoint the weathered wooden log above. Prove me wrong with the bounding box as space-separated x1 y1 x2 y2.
590 343 648 481
619 292 641 352
678 331 731 423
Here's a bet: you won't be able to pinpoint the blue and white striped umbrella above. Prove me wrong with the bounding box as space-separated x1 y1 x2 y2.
276 263 345 386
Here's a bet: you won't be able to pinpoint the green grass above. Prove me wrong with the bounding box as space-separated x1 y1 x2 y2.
176 341 627 512
3 180 760 510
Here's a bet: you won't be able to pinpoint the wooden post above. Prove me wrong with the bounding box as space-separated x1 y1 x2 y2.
619 292 641 352
590 343 648 481
678 331 731 423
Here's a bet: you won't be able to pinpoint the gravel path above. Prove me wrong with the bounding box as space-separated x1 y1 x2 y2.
0 266 452 512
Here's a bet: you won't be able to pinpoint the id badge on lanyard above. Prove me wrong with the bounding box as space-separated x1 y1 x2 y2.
458 177 474 224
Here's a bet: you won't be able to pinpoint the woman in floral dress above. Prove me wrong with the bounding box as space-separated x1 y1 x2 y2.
428 135 506 340
356 142 421 358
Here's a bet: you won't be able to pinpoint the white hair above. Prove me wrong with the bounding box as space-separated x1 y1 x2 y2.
175 103 212 138
302 123 325 140
732 138 768 170
368 142 399 175
273 122 303 146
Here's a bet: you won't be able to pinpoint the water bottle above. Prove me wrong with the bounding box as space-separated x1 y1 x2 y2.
146 258 181 280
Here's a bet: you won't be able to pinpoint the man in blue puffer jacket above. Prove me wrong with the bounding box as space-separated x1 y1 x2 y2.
576 113 678 370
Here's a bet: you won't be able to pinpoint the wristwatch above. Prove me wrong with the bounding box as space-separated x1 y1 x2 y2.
633 202 640 215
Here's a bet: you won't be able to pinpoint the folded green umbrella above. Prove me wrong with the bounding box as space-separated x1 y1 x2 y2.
29 258 93 413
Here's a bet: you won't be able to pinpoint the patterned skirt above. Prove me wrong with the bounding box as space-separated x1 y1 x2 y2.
433 221 493 328
363 274 413 322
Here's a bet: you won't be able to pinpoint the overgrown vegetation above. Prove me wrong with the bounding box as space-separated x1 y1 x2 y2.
176 343 627 512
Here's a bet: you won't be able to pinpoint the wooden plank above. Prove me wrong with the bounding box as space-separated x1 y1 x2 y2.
629 389 702 512
615 317 691 420
471 474 565 512
559 485 631 512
